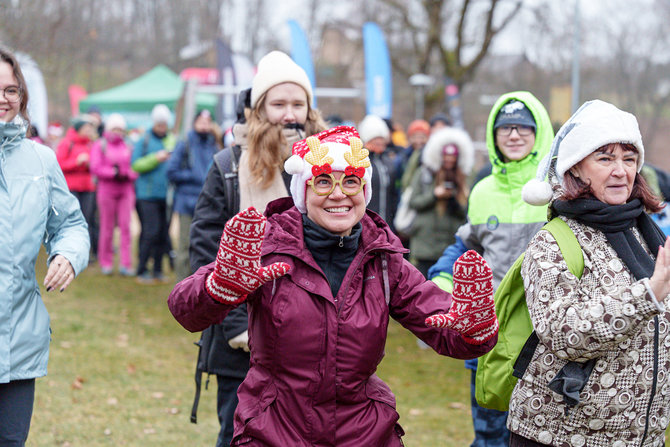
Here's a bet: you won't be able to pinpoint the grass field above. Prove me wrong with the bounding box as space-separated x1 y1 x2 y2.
28 250 476 446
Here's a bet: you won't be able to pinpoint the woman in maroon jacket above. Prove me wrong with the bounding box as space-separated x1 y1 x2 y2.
168 126 498 446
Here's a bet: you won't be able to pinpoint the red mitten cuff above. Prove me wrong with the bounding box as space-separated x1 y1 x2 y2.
205 270 248 304
425 250 498 345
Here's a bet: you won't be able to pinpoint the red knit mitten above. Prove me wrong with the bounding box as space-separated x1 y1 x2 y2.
205 207 290 304
425 250 498 344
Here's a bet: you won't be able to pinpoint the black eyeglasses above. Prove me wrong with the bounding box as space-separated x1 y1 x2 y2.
1 86 22 103
496 125 534 137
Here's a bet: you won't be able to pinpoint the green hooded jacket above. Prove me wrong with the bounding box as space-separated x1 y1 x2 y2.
431 91 554 293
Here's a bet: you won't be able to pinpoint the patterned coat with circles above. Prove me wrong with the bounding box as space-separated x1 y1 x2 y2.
507 217 669 447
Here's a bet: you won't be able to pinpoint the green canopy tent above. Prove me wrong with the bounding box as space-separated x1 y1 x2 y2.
78 64 217 129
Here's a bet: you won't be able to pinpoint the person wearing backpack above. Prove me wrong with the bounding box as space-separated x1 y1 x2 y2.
131 104 176 284
406 126 474 278
167 109 219 281
428 92 554 447
186 51 327 447
505 100 670 447
168 125 499 446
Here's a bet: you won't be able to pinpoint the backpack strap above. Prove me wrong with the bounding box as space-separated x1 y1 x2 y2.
543 217 584 278
213 145 241 215
512 217 583 380
141 132 151 157
190 325 215 424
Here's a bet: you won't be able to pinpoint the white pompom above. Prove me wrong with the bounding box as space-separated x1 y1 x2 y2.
284 155 305 175
522 178 553 206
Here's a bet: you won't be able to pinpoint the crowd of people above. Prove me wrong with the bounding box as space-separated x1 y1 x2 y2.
2 41 670 447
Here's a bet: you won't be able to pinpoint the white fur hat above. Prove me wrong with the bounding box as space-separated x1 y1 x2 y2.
250 51 313 109
284 126 373 213
522 100 644 206
358 115 390 144
421 127 476 175
104 113 126 132
151 104 172 125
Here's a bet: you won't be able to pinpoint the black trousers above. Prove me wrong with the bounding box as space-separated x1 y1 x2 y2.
71 190 98 256
135 199 169 276
216 375 243 447
0 379 35 447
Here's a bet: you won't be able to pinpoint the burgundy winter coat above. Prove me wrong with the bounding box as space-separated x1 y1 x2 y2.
168 198 496 446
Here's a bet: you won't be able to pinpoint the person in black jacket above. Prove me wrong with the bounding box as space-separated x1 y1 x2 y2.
187 50 327 447
357 114 398 232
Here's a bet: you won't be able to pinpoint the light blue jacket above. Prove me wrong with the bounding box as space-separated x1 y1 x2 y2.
0 121 89 383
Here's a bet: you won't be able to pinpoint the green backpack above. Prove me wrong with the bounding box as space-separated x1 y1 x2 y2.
475 217 584 411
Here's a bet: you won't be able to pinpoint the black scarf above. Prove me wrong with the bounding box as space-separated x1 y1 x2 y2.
302 215 361 299
553 198 665 280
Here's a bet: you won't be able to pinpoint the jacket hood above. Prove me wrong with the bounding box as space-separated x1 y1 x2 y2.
421 127 475 175
261 197 405 258
485 91 554 176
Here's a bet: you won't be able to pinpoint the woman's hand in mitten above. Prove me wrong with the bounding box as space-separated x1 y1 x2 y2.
205 207 290 304
425 250 498 344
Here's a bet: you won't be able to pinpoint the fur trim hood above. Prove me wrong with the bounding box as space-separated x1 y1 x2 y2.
420 127 475 174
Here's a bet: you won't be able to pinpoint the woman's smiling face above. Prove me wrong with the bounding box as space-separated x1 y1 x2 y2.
0 61 20 123
305 171 366 236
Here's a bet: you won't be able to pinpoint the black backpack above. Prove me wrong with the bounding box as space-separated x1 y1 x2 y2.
190 144 242 424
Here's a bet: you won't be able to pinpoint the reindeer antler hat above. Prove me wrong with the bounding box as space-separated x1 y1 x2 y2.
284 126 373 213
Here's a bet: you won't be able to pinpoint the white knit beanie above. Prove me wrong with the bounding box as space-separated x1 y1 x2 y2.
104 113 127 132
522 100 644 206
357 115 390 144
284 126 373 213
250 51 313 109
151 104 172 125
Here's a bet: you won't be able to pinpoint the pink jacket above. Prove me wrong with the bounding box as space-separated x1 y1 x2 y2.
90 132 138 189
168 198 496 446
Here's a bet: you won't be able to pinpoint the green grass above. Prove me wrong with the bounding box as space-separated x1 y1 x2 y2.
29 250 475 446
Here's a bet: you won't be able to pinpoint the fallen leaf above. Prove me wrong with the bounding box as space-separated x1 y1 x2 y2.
151 391 164 399
167 407 179 415
107 397 118 406
71 376 85 390
126 364 137 374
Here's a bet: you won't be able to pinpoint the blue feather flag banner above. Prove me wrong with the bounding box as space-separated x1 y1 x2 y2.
288 19 317 107
363 22 392 118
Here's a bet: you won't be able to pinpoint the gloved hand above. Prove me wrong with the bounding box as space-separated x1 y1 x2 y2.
113 165 128 182
228 330 249 352
425 250 498 345
205 207 290 304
